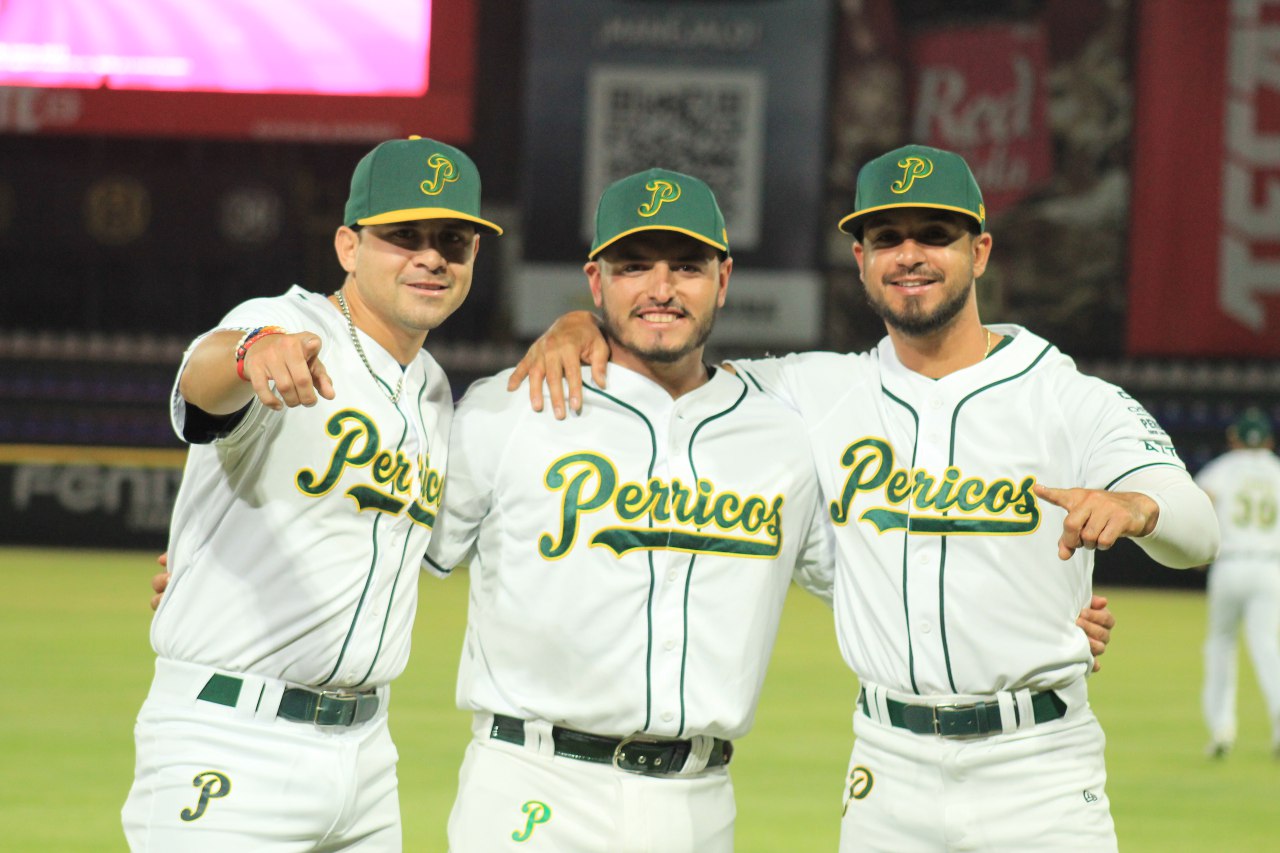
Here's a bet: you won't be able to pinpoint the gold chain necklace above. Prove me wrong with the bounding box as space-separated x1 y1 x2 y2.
983 326 993 358
335 289 404 404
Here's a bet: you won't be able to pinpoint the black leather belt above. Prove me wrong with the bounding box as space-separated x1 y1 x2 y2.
197 673 380 727
859 687 1066 737
489 714 732 775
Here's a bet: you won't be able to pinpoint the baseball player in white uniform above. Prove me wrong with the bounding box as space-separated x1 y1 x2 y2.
122 136 501 851
511 145 1217 851
427 169 834 852
1196 408 1280 758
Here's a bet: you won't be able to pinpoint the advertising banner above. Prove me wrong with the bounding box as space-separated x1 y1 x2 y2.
0 0 476 142
909 23 1053 219
521 0 831 270
1127 0 1280 356
0 445 183 550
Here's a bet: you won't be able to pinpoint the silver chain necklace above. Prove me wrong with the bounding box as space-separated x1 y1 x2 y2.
335 289 404 404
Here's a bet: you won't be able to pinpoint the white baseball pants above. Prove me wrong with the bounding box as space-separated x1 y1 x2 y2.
839 686 1116 852
447 715 735 852
1202 558 1280 747
122 659 400 851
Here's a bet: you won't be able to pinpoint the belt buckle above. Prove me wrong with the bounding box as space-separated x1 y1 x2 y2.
930 702 968 737
313 690 359 726
612 734 667 774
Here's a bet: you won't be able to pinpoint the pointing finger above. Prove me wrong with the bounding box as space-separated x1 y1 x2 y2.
1033 483 1072 509
313 357 335 401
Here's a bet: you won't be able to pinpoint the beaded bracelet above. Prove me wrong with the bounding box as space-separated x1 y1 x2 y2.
234 325 287 381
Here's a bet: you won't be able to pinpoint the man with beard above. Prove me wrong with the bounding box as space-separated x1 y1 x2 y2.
425 168 835 852
509 145 1217 851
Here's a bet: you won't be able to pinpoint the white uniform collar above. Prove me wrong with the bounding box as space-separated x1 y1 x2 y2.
587 361 745 413
876 324 1056 399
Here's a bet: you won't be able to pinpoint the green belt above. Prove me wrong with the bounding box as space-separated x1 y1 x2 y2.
859 688 1067 737
489 714 732 775
197 673 380 727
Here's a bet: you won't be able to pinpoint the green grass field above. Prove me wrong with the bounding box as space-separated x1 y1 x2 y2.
1 547 1275 851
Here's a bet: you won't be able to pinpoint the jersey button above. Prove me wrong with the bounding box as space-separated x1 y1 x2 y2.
920 621 932 634
664 639 677 651
662 711 674 722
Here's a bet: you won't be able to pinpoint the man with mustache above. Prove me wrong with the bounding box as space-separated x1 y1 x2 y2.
426 168 835 851
124 136 501 851
510 144 1217 851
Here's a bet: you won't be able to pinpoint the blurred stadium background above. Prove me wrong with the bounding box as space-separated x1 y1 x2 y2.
1 0 1277 849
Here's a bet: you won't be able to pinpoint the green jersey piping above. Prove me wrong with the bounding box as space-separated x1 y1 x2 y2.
423 552 452 575
938 343 1053 690
358 379 438 686
585 384 658 729
679 374 749 735
881 385 922 694
1105 461 1183 491
739 367 766 393
324 396 415 686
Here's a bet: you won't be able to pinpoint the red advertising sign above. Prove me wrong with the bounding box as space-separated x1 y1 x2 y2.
1128 0 1280 356
909 24 1052 218
0 0 475 143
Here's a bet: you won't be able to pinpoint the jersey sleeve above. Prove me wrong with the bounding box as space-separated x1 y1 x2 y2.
170 292 317 445
790 497 835 607
726 355 802 412
1067 373 1187 490
422 373 510 577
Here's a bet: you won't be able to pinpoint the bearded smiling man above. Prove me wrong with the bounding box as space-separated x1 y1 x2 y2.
591 230 725 366
509 145 1217 852
857 208 988 338
425 168 836 852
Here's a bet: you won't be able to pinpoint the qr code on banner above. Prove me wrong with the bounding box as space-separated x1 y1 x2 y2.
582 66 765 250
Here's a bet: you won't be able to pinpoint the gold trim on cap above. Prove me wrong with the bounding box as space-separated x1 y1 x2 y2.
837 202 984 234
589 225 729 259
357 206 503 234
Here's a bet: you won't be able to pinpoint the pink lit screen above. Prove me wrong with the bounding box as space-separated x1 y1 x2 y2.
0 0 432 96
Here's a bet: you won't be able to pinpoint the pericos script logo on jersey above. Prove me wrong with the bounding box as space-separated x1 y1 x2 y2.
295 409 444 527
538 452 783 559
830 437 1040 535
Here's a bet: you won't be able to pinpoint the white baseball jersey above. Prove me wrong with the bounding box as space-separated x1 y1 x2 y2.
425 363 832 740
1194 446 1280 746
152 285 452 689
735 324 1187 697
1195 448 1280 564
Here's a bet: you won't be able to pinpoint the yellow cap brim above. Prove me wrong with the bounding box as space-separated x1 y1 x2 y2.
589 225 728 259
837 202 983 234
357 207 503 235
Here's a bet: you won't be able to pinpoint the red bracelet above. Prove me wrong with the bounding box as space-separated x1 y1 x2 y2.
234 326 287 381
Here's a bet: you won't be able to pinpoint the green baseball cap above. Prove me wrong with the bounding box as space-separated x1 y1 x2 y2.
589 168 728 259
1231 407 1273 447
838 144 985 236
343 135 502 234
